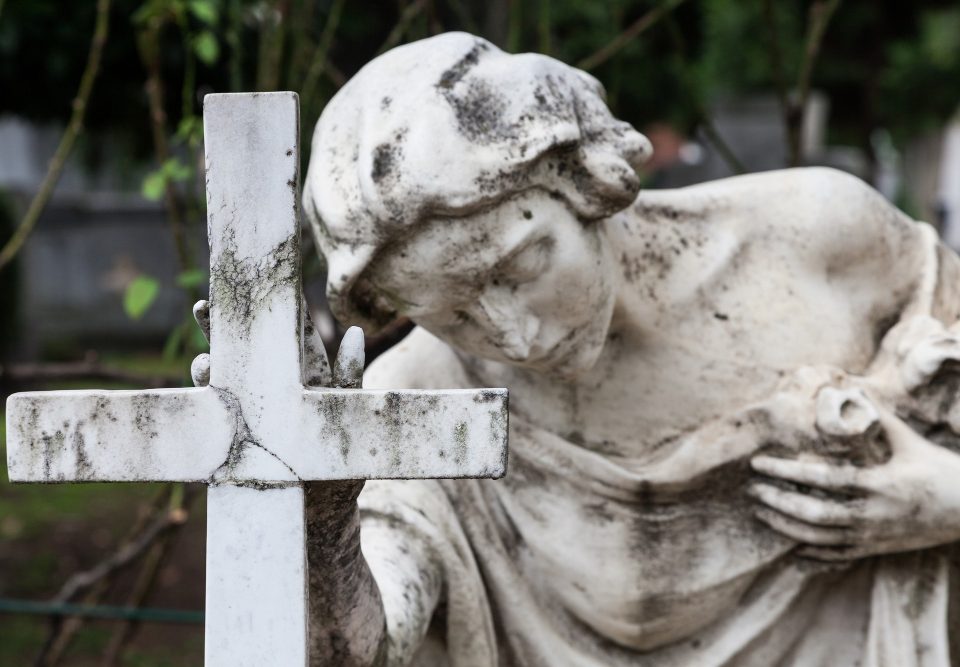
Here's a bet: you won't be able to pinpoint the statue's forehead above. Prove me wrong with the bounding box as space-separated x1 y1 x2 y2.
382 191 570 275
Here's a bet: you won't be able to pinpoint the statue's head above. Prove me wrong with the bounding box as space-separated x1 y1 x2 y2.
304 32 651 377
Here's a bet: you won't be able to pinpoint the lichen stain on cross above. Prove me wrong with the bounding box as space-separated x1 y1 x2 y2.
5 92 508 667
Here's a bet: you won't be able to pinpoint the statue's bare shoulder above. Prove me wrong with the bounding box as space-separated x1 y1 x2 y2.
638 167 929 289
364 326 470 391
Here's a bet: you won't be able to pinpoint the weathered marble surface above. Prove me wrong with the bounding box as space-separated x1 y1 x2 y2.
301 32 960 666
6 91 508 667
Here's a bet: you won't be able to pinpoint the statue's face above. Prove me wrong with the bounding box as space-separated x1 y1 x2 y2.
364 189 617 378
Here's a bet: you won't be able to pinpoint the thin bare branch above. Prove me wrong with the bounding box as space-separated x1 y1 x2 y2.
376 0 429 56
301 0 347 116
663 14 746 174
100 486 188 666
0 355 182 388
136 23 194 279
53 489 196 605
35 486 176 667
577 0 688 72
324 60 348 88
789 0 842 165
0 0 111 270
698 116 748 175
761 0 795 162
256 0 289 92
798 0 842 110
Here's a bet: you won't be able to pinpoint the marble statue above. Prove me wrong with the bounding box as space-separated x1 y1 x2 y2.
297 32 960 666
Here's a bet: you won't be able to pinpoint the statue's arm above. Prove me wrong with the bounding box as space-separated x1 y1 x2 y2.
305 481 388 667
303 331 459 666
192 302 441 667
304 481 443 667
743 193 960 558
796 168 932 308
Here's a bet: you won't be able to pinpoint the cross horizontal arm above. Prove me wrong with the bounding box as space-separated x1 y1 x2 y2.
5 388 233 482
288 388 509 480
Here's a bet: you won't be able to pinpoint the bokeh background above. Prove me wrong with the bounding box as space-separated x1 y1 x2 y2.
1 1 959 664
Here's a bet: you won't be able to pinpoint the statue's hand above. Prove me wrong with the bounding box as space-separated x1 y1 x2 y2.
188 298 358 389
190 300 212 387
749 410 960 561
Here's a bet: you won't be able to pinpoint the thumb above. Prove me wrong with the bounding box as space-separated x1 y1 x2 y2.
877 407 925 457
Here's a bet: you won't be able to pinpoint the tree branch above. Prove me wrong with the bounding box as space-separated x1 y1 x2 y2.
761 0 795 163
52 489 195 606
300 0 346 117
136 21 194 279
99 485 188 666
663 15 746 174
376 0 429 56
0 353 182 389
0 0 111 270
577 0 687 72
789 0 842 166
35 485 179 666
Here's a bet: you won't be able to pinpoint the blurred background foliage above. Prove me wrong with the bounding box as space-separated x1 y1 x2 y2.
2 0 959 176
1 1 960 665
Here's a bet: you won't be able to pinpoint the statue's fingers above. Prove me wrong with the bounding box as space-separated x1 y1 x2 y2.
333 326 365 389
748 483 858 527
875 408 935 458
814 387 878 439
191 353 211 387
193 300 211 344
754 507 854 546
303 297 332 388
901 333 960 391
751 456 862 491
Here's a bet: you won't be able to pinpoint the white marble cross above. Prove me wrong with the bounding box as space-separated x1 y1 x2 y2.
5 92 508 667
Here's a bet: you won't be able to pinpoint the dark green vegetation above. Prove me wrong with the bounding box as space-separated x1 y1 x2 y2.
1 0 959 664
1 1 958 177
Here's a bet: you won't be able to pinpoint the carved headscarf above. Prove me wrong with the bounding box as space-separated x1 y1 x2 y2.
303 32 652 330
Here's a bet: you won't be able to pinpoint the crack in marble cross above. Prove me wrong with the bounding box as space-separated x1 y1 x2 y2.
5 92 509 667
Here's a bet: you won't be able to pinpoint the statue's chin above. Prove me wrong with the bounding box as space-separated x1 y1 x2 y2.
512 331 607 382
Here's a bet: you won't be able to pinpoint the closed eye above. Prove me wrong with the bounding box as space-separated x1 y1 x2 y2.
497 237 553 284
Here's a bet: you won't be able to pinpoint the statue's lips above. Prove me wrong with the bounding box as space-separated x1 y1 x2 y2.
501 340 552 364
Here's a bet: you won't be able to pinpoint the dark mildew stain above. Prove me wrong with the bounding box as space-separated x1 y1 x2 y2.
437 41 488 89
210 230 300 337
473 389 503 403
72 427 93 480
211 386 300 482
372 143 396 183
633 202 706 223
41 429 66 480
131 394 161 440
453 421 468 465
382 392 406 469
317 393 352 462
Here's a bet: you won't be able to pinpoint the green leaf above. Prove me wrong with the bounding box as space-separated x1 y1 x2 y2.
141 170 167 201
193 30 219 65
175 268 207 288
162 157 192 182
124 275 160 320
175 116 203 145
188 0 218 25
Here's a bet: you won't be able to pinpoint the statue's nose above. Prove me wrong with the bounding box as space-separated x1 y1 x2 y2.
475 291 541 362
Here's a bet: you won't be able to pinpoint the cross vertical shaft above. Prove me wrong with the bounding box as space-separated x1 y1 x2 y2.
202 92 308 666
5 91 509 667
